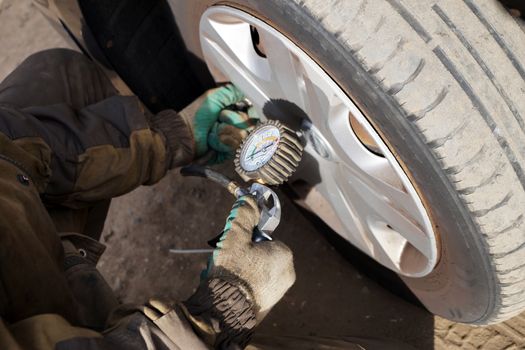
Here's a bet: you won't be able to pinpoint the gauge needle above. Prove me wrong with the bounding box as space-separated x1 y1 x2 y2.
249 143 274 160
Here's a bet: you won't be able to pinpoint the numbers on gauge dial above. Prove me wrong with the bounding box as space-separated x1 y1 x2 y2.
240 125 281 172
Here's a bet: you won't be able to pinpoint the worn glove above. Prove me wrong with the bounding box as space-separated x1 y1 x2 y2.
182 196 295 349
146 84 258 169
148 109 196 169
187 84 259 164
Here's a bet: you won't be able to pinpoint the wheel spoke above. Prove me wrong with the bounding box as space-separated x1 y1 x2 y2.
300 68 339 130
316 164 373 253
258 29 307 109
343 170 432 258
200 18 271 105
331 168 412 270
299 73 380 164
343 161 423 224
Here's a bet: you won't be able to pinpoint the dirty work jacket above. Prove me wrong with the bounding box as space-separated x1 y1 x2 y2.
0 49 223 350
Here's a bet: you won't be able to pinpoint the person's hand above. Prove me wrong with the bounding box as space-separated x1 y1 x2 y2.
182 196 295 348
190 84 259 164
204 195 296 322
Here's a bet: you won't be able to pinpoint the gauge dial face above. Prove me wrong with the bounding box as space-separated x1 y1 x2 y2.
240 125 281 172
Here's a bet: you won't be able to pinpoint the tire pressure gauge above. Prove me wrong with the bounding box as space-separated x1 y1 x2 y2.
235 120 303 185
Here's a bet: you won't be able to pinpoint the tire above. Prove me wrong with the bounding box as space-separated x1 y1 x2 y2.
166 0 525 324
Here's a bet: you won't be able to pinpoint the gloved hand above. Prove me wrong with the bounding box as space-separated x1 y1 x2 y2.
205 195 295 320
182 195 295 348
184 84 260 164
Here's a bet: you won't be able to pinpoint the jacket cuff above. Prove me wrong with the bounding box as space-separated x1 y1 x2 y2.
182 278 257 349
148 110 195 169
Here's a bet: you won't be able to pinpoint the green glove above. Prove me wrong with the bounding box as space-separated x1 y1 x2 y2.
205 195 296 322
192 84 259 163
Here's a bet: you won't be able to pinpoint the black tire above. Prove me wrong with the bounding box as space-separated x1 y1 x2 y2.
167 0 525 324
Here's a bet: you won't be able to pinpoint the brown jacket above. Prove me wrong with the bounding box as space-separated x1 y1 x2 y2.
0 49 228 350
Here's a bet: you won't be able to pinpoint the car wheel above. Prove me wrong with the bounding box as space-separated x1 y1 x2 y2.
165 0 525 325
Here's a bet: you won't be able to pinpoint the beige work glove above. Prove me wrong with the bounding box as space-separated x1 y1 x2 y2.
182 195 295 349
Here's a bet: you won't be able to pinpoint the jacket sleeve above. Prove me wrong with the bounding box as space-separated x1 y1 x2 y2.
0 136 79 325
1 311 210 350
0 97 194 209
0 135 208 350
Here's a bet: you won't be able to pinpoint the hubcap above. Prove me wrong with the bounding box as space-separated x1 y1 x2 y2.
199 6 438 277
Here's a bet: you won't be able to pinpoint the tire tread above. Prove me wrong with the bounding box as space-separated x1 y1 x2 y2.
299 0 525 323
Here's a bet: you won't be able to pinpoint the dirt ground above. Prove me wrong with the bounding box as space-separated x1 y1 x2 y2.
1 1 524 349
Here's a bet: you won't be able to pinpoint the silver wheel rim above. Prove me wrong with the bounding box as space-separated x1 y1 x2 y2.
199 6 438 277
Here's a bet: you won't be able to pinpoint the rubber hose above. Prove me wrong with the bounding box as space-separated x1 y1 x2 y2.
180 164 233 190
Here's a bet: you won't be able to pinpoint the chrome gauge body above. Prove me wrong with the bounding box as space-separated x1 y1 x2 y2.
235 120 303 185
